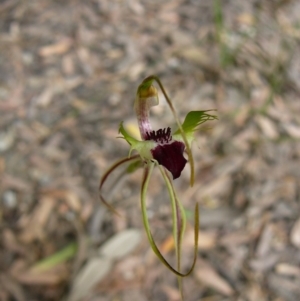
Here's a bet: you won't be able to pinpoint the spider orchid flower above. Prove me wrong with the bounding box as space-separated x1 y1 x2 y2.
99 76 217 289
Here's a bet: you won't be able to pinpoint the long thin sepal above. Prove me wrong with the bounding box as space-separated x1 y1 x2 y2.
141 161 198 277
99 155 140 215
158 165 185 270
158 165 199 279
158 164 186 299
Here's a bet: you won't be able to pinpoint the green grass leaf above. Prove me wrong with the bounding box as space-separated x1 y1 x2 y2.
31 242 77 271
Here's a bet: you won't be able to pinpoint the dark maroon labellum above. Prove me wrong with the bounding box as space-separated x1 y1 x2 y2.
151 141 187 179
146 127 187 179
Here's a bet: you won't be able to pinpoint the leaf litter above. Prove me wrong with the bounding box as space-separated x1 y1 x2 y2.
0 0 300 300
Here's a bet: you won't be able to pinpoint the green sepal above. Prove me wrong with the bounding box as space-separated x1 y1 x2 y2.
119 122 139 146
119 122 155 160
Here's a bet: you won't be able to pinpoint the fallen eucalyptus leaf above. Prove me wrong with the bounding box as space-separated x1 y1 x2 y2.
99 228 142 260
195 258 234 296
290 218 300 249
68 257 112 301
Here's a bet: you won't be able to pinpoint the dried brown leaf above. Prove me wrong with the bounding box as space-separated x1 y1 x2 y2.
35 88 54 108
195 258 234 296
19 196 55 243
284 123 300 139
99 229 142 260
276 263 300 277
12 264 68 286
290 218 300 249
68 258 112 301
38 39 73 57
184 228 217 250
256 115 279 139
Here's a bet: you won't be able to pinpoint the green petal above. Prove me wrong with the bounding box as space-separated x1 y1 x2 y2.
99 155 140 216
174 110 218 135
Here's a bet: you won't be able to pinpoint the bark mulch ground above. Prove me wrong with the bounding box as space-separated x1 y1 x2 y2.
1 1 300 300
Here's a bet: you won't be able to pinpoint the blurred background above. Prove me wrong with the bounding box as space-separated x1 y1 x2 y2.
1 0 300 300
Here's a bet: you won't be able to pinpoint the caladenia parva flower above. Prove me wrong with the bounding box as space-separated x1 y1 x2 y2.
99 75 217 296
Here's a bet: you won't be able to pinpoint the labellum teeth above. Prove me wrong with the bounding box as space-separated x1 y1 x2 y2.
145 127 172 144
